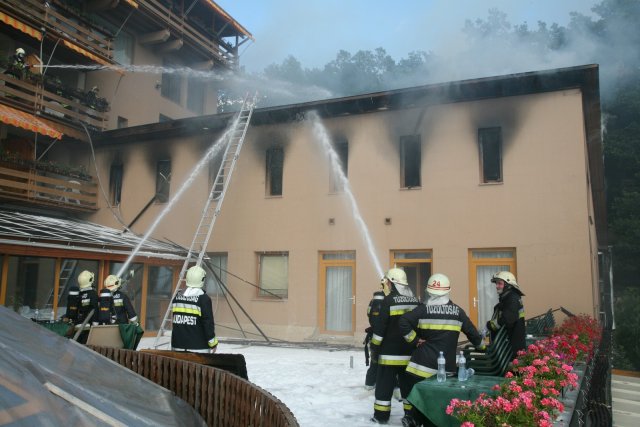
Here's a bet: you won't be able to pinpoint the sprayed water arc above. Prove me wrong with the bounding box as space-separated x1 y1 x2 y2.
307 111 385 279
115 114 241 278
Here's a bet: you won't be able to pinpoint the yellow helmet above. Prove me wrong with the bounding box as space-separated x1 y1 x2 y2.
491 271 523 294
385 267 408 286
78 270 95 289
186 265 207 288
426 273 451 296
104 274 121 291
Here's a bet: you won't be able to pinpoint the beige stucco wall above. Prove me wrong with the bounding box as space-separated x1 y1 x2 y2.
85 40 219 129
90 88 599 344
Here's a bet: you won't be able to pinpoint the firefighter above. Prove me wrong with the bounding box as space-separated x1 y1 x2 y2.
399 273 484 427
170 266 218 353
75 270 99 343
369 268 420 424
4 48 28 79
62 286 80 324
364 279 386 389
104 274 139 324
487 271 526 360
97 287 114 325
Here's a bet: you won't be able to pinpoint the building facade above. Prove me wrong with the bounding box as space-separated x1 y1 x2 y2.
86 64 606 344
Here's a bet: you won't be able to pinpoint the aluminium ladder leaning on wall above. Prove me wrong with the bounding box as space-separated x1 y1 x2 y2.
153 93 258 349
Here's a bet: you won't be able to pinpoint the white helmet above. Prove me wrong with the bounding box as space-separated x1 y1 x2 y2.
426 273 451 296
385 268 408 286
15 48 25 57
491 271 523 294
186 265 206 288
104 274 121 292
78 270 95 289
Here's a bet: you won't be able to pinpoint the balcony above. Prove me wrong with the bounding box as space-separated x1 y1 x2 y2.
0 72 109 132
1 0 113 64
0 160 98 212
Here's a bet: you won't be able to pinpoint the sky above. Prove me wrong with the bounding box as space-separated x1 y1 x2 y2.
215 0 601 73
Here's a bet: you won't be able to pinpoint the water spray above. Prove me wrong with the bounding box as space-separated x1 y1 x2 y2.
307 111 385 279
115 113 242 278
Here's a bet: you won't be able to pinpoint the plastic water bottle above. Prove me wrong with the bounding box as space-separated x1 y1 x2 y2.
437 351 446 382
458 351 468 381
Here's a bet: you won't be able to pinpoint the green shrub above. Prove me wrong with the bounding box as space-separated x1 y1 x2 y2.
613 287 640 371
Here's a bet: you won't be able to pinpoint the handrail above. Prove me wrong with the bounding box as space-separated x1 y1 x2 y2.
0 165 98 212
88 346 299 427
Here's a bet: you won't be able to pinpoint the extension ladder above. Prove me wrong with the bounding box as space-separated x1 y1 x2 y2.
153 93 258 348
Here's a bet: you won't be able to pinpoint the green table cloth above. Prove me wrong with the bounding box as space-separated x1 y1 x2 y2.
39 321 73 337
407 375 505 427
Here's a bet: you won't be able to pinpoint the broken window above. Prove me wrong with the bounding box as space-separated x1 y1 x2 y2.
400 135 421 188
155 160 171 203
109 162 123 206
330 140 348 193
258 252 288 298
266 147 284 196
478 127 503 183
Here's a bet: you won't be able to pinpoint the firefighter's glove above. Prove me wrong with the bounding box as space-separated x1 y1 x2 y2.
477 344 487 351
486 320 499 332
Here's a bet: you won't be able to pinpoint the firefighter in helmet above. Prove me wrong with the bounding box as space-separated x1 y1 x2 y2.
104 274 139 324
170 265 218 353
75 270 99 343
364 278 386 389
487 271 526 359
369 267 420 424
4 48 28 79
399 273 484 426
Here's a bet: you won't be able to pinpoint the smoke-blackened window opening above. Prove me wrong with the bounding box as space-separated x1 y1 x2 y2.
400 135 421 188
266 147 284 196
479 127 503 183
117 116 128 129
161 60 182 104
155 159 171 203
258 252 289 298
109 162 123 206
330 139 349 193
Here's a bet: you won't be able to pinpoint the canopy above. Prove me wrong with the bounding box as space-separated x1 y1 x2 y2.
0 104 62 139
0 306 206 426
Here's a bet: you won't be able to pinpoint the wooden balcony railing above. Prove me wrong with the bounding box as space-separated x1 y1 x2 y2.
1 0 113 63
0 164 98 212
0 73 108 131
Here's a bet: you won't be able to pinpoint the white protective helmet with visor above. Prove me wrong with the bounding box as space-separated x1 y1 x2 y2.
491 271 524 295
426 273 451 296
186 265 207 288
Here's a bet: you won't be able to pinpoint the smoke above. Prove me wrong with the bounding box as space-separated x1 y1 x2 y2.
225 0 637 105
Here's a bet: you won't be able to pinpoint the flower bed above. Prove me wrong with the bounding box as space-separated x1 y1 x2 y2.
447 314 602 427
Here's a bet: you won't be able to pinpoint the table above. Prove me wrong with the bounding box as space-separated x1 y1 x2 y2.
407 375 505 427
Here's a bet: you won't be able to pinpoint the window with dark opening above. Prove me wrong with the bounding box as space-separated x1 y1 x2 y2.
330 140 348 193
400 135 421 188
161 60 181 104
117 116 128 129
109 163 123 206
155 160 171 203
478 127 503 183
266 147 284 196
187 78 205 114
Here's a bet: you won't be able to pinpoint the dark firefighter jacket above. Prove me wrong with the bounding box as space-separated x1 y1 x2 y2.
398 301 482 378
112 290 138 324
367 290 385 327
369 291 420 367
171 290 218 352
97 288 114 325
78 287 98 325
489 287 526 357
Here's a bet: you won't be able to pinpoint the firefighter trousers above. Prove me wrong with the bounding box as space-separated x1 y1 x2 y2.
372 364 413 422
